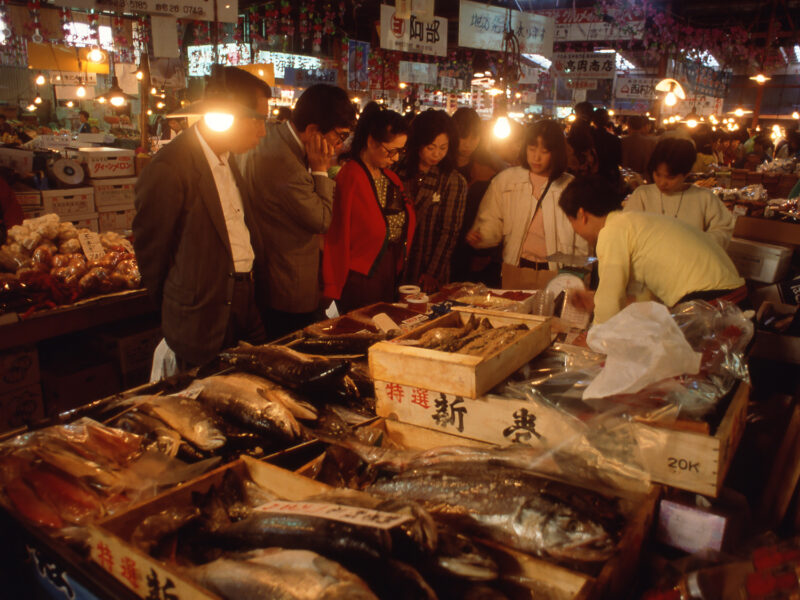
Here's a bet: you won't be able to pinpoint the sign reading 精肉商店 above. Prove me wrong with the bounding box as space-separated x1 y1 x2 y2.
52 0 237 23
552 52 615 79
458 0 554 57
615 76 660 100
380 4 448 57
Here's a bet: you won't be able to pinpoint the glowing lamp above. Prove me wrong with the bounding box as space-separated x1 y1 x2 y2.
204 112 234 132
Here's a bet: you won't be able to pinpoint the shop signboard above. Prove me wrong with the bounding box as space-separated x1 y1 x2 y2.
283 67 337 87
671 59 732 99
553 52 615 79
565 78 598 90
661 95 723 117
347 40 370 91
380 4 447 57
615 75 659 100
187 43 250 77
48 72 97 85
458 0 554 57
52 0 237 23
398 61 438 85
538 7 645 41
253 51 323 80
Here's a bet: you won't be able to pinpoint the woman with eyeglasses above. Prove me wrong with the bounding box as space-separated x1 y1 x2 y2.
322 102 416 313
396 110 467 293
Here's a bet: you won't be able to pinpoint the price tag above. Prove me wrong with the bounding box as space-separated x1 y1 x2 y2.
78 232 106 262
255 500 412 530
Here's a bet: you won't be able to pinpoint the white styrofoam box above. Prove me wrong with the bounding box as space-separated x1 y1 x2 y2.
78 147 135 178
41 187 95 217
727 237 793 284
98 208 136 233
91 177 137 210
64 212 100 233
0 147 34 175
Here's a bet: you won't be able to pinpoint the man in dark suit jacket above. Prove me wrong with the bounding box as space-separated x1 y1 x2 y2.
133 68 271 367
238 84 356 339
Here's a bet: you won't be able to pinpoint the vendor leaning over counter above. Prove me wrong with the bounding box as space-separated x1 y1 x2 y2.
560 175 746 325
133 67 271 370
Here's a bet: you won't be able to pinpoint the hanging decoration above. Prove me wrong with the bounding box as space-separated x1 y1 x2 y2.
298 5 310 51
264 0 278 46
249 7 265 46
311 0 323 53
279 0 292 39
323 2 336 38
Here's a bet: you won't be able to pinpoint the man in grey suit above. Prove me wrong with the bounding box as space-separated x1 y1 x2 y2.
239 84 356 339
134 68 271 368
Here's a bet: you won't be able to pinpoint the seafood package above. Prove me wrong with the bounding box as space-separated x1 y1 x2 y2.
0 213 141 316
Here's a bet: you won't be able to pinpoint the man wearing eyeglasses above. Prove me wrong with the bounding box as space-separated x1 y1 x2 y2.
238 83 357 339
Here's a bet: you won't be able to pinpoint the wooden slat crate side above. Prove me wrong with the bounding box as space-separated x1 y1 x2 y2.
714 383 750 491
382 418 492 450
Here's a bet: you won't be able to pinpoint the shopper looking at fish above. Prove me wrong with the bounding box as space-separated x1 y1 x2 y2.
396 109 467 293
560 175 746 324
134 67 271 371
238 83 357 339
466 120 589 287
624 137 735 248
322 102 416 313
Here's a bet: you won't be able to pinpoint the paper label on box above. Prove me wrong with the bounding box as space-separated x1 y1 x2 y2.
78 231 105 261
656 499 726 554
254 500 412 530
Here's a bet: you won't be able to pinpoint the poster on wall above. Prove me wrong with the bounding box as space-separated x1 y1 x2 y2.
380 4 448 57
538 7 645 42
458 0 554 57
552 52 615 79
348 40 370 91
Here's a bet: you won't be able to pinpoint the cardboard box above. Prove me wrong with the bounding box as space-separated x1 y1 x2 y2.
64 212 100 233
11 182 41 207
0 384 44 433
98 208 136 233
726 237 793 283
97 323 161 375
41 360 119 417
733 216 800 247
78 147 135 179
369 307 552 399
91 177 137 210
0 345 40 394
0 147 34 175
41 187 95 217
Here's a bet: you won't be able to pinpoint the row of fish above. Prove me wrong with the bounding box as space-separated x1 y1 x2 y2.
408 316 528 356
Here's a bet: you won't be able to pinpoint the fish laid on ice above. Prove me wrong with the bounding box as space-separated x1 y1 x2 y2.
189 376 301 441
369 462 621 564
184 549 378 600
136 395 226 452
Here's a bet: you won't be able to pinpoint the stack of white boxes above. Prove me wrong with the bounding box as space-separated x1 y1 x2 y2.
41 186 98 231
79 147 137 234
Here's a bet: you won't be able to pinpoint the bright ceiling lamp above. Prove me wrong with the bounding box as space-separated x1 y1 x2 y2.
793 111 800 120
567 113 576 123
728 107 753 117
493 116 511 139
204 112 235 132
76 83 86 98
749 73 770 84
26 103 36 112
104 76 130 107
87 46 105 63
35 73 45 86
33 94 42 105
66 100 74 108
655 78 686 107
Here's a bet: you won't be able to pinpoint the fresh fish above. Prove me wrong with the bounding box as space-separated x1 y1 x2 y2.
290 331 387 355
184 550 378 600
456 324 527 357
131 505 201 553
114 412 182 457
189 376 301 441
219 344 350 393
5 479 64 529
32 445 122 489
23 466 104 525
432 529 497 582
214 372 318 421
369 462 621 564
136 395 226 452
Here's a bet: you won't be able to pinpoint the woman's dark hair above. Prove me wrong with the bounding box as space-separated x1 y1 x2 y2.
452 107 482 139
518 119 568 180
400 109 459 178
291 83 357 134
79 110 89 119
348 102 408 158
646 137 697 179
559 174 623 218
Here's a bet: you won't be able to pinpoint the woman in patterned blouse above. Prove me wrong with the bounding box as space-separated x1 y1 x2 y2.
397 110 468 293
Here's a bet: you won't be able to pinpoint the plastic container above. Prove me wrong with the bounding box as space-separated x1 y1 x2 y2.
398 285 421 303
406 293 429 313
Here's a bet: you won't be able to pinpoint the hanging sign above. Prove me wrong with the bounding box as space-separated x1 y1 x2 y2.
348 40 370 91
671 60 732 99
399 61 438 85
52 0 237 23
614 76 659 99
538 8 645 41
565 79 598 90
519 63 543 85
283 68 338 87
458 0 553 56
552 52 615 79
253 51 323 80
380 4 448 57
661 95 723 118
49 72 97 85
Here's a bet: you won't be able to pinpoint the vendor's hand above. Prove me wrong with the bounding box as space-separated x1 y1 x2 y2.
418 274 439 294
306 133 335 173
570 289 595 313
465 230 482 247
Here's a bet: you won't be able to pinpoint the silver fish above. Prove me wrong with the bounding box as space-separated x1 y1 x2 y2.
135 395 226 451
219 372 318 421
184 549 378 600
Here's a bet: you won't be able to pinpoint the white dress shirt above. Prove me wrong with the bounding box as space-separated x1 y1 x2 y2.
195 126 255 272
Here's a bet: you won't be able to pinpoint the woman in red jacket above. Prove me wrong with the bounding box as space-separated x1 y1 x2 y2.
323 103 416 313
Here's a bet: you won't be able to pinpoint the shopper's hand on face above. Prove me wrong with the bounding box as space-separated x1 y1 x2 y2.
570 289 595 313
418 274 439 294
307 133 334 172
465 230 482 247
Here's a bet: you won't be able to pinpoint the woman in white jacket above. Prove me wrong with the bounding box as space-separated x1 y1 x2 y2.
466 120 589 271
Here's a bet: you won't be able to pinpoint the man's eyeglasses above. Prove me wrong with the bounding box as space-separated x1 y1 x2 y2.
330 129 351 144
382 143 404 158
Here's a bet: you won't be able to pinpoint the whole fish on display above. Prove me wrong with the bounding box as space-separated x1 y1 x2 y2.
290 331 388 356
369 462 622 564
134 395 226 452
203 372 319 421
219 343 350 393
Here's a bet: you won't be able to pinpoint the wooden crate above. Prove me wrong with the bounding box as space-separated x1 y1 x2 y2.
377 379 749 498
369 307 552 399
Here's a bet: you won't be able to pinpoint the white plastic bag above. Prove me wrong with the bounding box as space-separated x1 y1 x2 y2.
150 338 178 383
583 302 701 400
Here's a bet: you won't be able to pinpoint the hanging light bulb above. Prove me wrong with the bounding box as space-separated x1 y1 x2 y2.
97 96 106 104
26 104 36 112
664 91 677 106
147 109 153 115
662 118 669 125
734 108 744 117
156 101 166 109
33 94 42 105
203 112 235 132
77 84 87 98
566 114 576 123
66 100 74 108
135 69 144 81
749 73 770 84
793 111 800 120
35 73 45 86
493 116 511 139
150 87 158 95
55 74 61 82
608 109 615 116
87 47 104 63
686 118 698 128
399 82 407 89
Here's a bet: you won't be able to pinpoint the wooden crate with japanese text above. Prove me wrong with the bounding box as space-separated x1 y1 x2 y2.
368 307 552 399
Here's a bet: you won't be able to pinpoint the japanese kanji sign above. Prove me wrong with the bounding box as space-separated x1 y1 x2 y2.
399 61 438 85
553 52 615 79
458 0 554 57
539 7 645 42
53 0 237 23
615 76 659 100
565 79 599 90
255 500 413 530
671 60 732 99
380 4 448 57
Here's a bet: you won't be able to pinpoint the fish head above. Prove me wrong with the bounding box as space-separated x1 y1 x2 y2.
434 530 498 582
376 499 438 554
